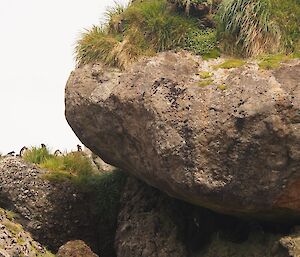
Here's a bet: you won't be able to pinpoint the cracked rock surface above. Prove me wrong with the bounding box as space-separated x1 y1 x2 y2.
65 51 300 221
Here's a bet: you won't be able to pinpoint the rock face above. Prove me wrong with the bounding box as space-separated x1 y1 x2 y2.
0 208 54 257
115 177 188 257
115 177 300 257
0 157 97 252
65 51 300 220
57 240 99 257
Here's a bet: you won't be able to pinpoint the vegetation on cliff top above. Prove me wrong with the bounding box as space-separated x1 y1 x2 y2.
75 0 300 69
22 146 127 257
75 0 219 68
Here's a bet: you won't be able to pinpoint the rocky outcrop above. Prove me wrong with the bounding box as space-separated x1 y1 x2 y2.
0 208 54 257
115 177 188 257
0 157 97 252
57 240 99 257
65 51 300 221
115 177 300 257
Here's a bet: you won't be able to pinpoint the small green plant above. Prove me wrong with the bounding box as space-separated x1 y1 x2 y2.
185 29 218 56
214 59 246 69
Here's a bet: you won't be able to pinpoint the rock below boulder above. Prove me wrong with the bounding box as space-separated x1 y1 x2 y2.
65 51 300 221
115 177 300 257
57 240 98 257
115 177 188 257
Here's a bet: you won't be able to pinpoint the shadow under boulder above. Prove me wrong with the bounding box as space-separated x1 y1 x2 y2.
115 177 300 257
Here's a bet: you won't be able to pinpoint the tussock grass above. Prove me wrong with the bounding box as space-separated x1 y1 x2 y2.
124 0 198 51
218 0 280 57
75 0 218 69
271 0 300 52
23 146 52 164
41 152 96 184
75 0 300 67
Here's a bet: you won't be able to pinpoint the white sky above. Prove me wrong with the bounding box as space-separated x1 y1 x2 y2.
0 0 128 154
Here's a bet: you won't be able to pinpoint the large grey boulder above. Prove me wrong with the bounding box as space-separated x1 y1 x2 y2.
65 51 300 220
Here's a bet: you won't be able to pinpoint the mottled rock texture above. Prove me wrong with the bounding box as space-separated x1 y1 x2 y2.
57 240 99 257
0 208 54 257
0 157 97 252
115 177 300 257
65 51 300 220
115 177 188 257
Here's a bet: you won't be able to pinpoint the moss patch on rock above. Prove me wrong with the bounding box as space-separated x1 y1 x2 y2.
214 59 246 69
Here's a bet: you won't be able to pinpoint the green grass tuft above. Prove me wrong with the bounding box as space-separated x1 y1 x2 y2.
23 146 52 164
270 0 300 52
75 0 221 68
40 152 96 184
214 59 246 69
217 0 280 57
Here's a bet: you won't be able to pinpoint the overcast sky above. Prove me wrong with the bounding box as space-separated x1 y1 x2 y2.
0 0 128 154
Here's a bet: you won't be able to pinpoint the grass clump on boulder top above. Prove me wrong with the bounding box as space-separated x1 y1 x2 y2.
75 0 219 69
217 0 280 57
75 0 300 68
217 0 300 57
